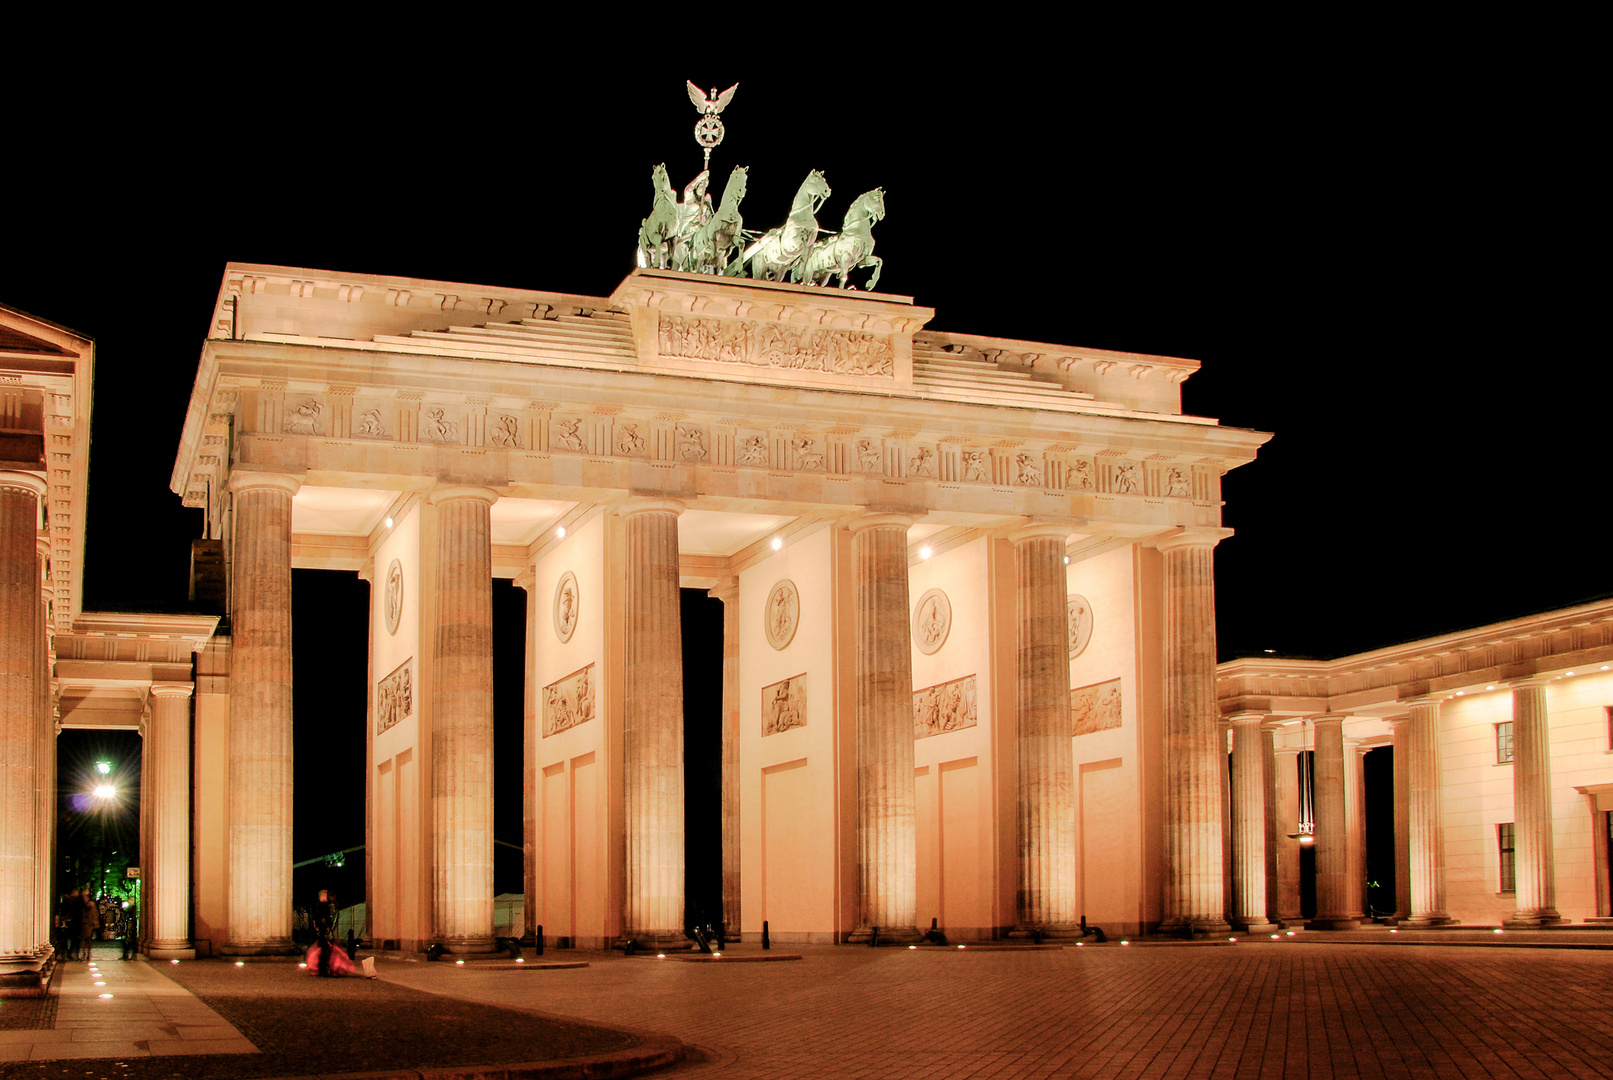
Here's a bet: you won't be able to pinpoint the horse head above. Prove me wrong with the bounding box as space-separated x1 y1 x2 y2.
847 188 886 228
720 165 748 210
650 163 673 199
796 169 831 214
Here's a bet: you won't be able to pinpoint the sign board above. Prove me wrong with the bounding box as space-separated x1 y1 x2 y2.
125 866 141 879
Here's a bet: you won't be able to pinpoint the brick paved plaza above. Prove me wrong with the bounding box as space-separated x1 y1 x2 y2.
384 940 1613 1080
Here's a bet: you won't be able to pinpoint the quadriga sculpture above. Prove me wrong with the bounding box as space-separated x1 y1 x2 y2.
794 187 884 290
732 169 830 281
685 166 748 275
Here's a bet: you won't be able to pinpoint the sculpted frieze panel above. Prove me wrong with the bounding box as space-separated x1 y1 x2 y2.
1016 452 1043 486
763 674 807 736
914 674 977 739
1112 460 1141 494
1070 458 1094 490
1071 677 1122 735
856 438 884 474
656 313 895 378
675 423 709 461
962 449 989 482
489 413 523 449
735 433 769 466
615 421 649 456
1166 467 1191 498
420 406 460 443
356 406 389 438
377 657 413 734
908 445 937 478
552 417 586 452
791 436 824 471
543 663 595 737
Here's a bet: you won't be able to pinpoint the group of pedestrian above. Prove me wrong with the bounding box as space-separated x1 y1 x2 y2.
54 888 136 960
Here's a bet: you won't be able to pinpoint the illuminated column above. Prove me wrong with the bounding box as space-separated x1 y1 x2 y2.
1157 530 1229 935
34 536 53 950
1346 740 1367 917
1272 742 1303 925
0 472 44 960
1508 678 1561 927
225 471 299 953
1386 717 1411 923
1307 715 1360 929
1399 701 1452 926
621 499 686 945
1009 525 1077 934
849 513 919 944
1229 712 1276 932
147 684 195 956
513 568 538 942
709 580 741 940
430 486 498 952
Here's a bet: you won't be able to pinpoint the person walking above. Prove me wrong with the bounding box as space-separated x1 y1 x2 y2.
79 890 100 962
58 889 82 960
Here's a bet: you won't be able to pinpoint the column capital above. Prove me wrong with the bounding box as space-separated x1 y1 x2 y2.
708 579 738 606
0 470 47 498
1225 710 1269 727
427 484 500 507
616 496 685 518
228 470 302 496
845 511 914 535
1402 694 1445 709
148 682 195 700
1509 675 1554 690
1150 526 1234 554
511 567 537 594
1006 522 1073 546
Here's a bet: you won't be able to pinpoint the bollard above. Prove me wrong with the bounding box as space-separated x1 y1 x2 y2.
535 925 544 956
762 921 770 950
870 926 880 948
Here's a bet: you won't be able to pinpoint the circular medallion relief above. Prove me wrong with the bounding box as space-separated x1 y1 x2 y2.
764 579 800 651
553 571 579 643
1068 593 1094 659
912 588 952 655
384 559 404 636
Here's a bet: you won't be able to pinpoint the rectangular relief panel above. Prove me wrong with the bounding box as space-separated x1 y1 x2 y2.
543 663 596 737
914 674 977 739
1072 678 1122 736
763 673 808 737
377 658 414 734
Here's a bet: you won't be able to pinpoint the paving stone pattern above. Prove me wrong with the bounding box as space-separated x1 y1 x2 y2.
385 942 1613 1079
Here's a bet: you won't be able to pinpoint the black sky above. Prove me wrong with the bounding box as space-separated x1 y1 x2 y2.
5 41 1601 663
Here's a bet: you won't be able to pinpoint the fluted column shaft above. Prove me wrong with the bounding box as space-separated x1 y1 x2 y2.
621 500 685 942
1272 746 1303 924
710 582 741 939
148 684 195 952
1400 703 1451 925
1387 718 1411 922
1012 527 1076 932
1346 741 1367 915
850 514 918 942
1229 713 1275 931
1308 715 1360 929
34 537 53 950
431 487 498 951
225 473 299 952
0 474 44 959
1509 680 1560 926
1157 531 1228 934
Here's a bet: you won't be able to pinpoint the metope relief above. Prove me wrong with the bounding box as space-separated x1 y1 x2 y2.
376 658 413 734
856 439 883 473
553 571 579 643
1016 452 1042 486
1113 460 1141 494
675 424 708 461
908 446 937 478
657 314 895 377
792 437 824 471
543 663 595 737
1068 594 1093 658
762 674 807 736
1071 678 1122 735
1070 459 1094 490
356 407 388 438
962 449 989 482
736 434 768 466
284 399 324 436
385 559 404 636
912 588 952 655
421 407 459 443
914 674 977 739
489 414 522 448
764 579 800 650
553 418 586 452
1166 467 1191 498
616 422 647 456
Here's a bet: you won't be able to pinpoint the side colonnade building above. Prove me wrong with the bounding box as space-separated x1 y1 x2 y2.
1217 599 1613 930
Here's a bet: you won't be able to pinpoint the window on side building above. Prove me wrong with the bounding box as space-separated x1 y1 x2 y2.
1496 721 1514 764
1498 823 1516 893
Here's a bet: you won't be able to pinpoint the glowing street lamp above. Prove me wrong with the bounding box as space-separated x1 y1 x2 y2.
93 784 116 800
95 761 111 776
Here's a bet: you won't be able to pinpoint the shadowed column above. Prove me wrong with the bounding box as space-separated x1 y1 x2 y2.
225 471 299 953
0 472 44 960
1307 715 1360 930
1010 525 1078 936
431 485 499 952
849 513 919 944
1272 742 1303 925
1386 717 1411 924
1157 530 1229 935
1508 678 1561 927
621 499 685 945
709 580 741 940
1346 740 1367 917
148 684 195 956
1399 700 1453 926
1229 712 1276 932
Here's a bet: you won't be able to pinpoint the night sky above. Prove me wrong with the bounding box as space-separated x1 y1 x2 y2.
10 48 1599 911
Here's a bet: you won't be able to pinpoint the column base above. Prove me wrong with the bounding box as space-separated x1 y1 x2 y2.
1304 916 1362 931
221 941 302 957
1007 922 1085 941
845 926 923 945
1398 915 1457 928
1230 920 1279 934
146 946 197 960
1503 910 1563 929
1155 916 1233 938
437 938 499 955
1581 917 1613 926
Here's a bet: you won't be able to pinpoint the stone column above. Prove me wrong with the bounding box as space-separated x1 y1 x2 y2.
0 472 44 960
1508 678 1561 927
1307 715 1360 929
512 569 538 944
1009 525 1077 935
1399 701 1452 926
1272 742 1303 925
34 537 53 951
1386 717 1410 923
225 471 299 954
147 684 195 957
430 486 499 952
848 513 919 944
1228 712 1276 932
620 499 686 946
1345 740 1367 917
1156 530 1229 935
708 580 741 941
